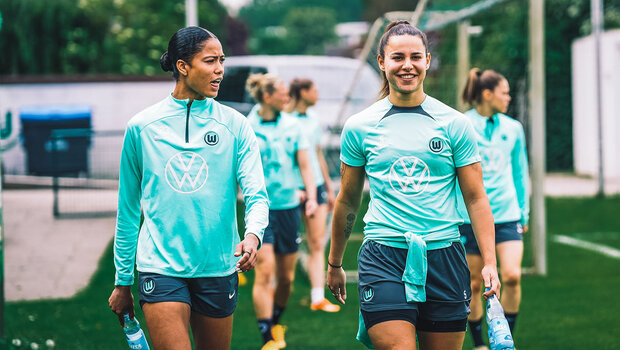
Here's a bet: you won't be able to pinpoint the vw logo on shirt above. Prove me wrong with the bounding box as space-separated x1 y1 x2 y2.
480 148 504 173
165 151 209 193
389 156 431 196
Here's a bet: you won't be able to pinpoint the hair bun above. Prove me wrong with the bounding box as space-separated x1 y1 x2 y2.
160 51 172 72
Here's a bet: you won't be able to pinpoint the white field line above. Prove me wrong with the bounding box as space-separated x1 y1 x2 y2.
553 235 620 259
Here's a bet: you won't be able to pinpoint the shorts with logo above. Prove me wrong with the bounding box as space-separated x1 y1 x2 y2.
459 221 522 255
358 240 471 327
300 183 328 206
138 271 238 318
262 207 301 254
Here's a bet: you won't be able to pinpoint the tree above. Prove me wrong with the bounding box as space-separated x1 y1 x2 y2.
239 0 362 32
282 7 337 55
0 0 229 75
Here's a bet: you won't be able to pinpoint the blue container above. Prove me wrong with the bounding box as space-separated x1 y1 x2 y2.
20 105 92 176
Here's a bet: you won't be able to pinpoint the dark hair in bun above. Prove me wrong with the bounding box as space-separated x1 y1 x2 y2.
160 26 217 80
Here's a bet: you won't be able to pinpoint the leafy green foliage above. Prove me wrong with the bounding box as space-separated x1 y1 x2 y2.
240 0 354 55
0 0 228 75
239 0 362 32
282 7 338 55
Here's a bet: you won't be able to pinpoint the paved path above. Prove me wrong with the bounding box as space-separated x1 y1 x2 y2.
4 189 116 301
3 174 619 301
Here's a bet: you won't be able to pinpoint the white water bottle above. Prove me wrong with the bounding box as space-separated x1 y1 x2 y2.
486 293 514 350
123 313 150 350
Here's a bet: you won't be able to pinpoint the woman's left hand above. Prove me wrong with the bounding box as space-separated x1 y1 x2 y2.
235 233 259 272
327 264 347 304
481 263 501 299
305 198 318 217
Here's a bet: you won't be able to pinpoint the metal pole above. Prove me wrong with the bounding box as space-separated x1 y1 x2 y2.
0 131 4 340
592 0 605 197
529 0 547 275
186 0 198 27
456 20 471 112
52 133 59 218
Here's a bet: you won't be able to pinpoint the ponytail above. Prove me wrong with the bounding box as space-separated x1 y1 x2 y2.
461 68 505 106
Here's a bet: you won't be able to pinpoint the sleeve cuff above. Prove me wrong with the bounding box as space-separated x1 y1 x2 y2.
339 155 365 167
115 275 134 286
454 155 481 168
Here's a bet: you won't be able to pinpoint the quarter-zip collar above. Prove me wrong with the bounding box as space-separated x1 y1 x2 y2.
469 109 500 140
167 95 212 143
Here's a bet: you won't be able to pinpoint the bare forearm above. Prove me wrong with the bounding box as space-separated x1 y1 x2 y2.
300 165 317 201
329 196 359 265
317 147 333 191
467 196 496 266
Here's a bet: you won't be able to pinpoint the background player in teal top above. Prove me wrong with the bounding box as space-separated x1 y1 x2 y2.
458 68 530 349
246 73 318 350
287 78 340 313
108 27 269 350
327 21 500 350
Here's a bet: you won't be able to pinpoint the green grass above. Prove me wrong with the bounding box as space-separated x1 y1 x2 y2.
4 195 620 349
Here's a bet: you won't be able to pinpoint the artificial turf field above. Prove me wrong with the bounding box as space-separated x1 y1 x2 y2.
3 195 620 349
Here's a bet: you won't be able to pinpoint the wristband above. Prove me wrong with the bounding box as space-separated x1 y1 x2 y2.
328 261 342 269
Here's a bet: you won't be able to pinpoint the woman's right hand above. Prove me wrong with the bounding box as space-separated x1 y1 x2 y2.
108 285 134 326
327 264 347 305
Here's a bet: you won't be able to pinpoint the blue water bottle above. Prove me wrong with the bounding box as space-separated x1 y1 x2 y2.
486 293 514 350
123 313 150 350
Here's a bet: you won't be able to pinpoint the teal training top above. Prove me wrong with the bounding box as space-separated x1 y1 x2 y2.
289 109 325 187
114 95 269 286
248 106 310 210
456 109 530 225
340 96 481 249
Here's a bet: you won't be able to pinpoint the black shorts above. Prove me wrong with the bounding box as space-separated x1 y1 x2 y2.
459 221 523 255
358 241 471 331
138 271 238 318
299 183 328 206
262 208 301 254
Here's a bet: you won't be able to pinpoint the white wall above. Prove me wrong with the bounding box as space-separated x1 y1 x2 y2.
0 80 175 176
572 29 620 179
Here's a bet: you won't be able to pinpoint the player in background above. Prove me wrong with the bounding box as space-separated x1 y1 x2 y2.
458 68 530 350
246 73 318 350
108 26 269 350
327 21 501 350
288 78 340 313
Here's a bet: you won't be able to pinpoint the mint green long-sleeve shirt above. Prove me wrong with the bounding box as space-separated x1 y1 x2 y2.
114 95 269 286
457 109 530 226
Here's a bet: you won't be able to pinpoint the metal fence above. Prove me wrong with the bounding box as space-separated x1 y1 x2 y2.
50 129 124 218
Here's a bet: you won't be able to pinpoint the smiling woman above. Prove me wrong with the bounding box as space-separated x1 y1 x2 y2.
327 21 501 350
108 26 269 350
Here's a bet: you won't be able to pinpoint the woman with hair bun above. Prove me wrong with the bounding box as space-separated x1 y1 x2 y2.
108 26 269 350
246 73 318 350
327 21 500 349
287 78 340 313
458 68 529 350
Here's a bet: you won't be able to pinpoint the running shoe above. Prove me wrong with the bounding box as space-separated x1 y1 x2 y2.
310 299 341 312
261 340 282 350
271 324 287 348
238 272 247 286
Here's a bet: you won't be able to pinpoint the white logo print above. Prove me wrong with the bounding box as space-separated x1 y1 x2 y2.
228 291 236 299
165 151 209 193
480 148 504 173
389 156 431 196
